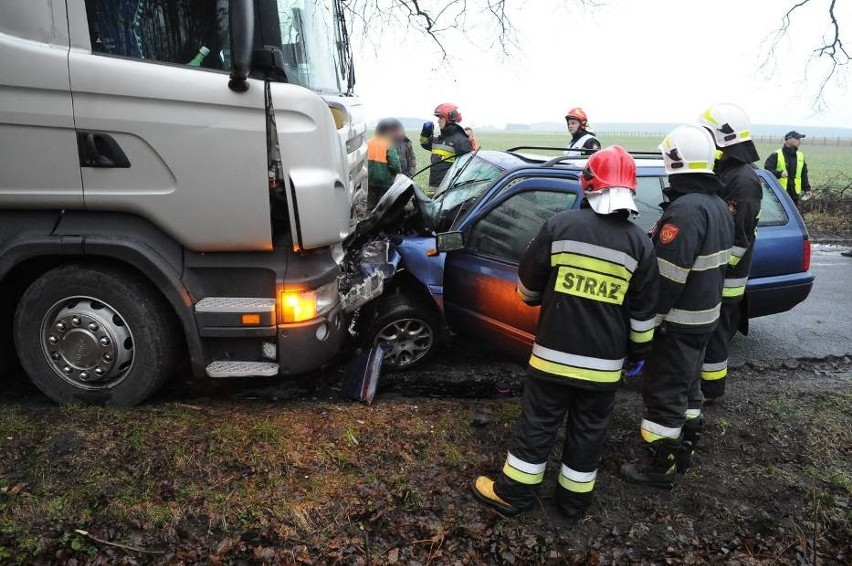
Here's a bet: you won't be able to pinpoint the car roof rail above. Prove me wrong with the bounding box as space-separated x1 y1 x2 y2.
507 146 662 159
504 146 665 170
506 145 596 155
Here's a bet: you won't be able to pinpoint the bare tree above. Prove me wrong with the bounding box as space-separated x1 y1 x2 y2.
762 0 847 109
343 1 847 106
342 0 520 58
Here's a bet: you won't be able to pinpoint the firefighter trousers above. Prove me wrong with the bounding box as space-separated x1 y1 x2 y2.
701 300 742 399
640 328 710 441
494 375 616 508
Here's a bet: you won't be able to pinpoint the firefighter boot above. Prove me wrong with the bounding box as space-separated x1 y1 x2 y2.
620 438 681 489
555 488 592 520
677 415 705 473
471 476 529 517
701 378 725 404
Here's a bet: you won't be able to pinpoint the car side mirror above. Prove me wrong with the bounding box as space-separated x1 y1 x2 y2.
436 231 464 252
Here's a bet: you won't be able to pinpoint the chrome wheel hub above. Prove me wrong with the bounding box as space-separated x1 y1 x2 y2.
40 296 134 390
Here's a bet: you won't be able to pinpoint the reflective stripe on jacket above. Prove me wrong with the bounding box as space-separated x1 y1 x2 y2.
652 174 734 334
716 158 762 300
419 123 472 188
518 207 659 389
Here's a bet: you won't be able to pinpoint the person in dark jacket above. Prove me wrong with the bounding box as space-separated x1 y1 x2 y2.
564 107 601 157
420 103 472 194
472 146 659 518
697 104 762 405
621 125 734 489
366 120 401 208
764 131 811 206
377 118 417 178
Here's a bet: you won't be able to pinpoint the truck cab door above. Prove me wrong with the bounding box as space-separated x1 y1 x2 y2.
65 0 271 252
443 180 580 361
0 2 83 207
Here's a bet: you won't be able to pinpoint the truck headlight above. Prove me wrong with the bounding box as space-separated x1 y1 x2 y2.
280 280 339 323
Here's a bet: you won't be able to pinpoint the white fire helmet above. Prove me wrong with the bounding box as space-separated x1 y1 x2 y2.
698 103 752 148
659 124 716 176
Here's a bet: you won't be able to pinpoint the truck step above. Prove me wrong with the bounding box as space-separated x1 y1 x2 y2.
195 297 276 313
206 361 279 378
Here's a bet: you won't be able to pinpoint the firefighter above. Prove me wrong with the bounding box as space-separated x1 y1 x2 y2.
697 104 762 404
419 103 473 195
620 125 734 489
564 107 601 157
472 146 659 518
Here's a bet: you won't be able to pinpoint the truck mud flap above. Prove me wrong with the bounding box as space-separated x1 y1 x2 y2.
341 343 387 405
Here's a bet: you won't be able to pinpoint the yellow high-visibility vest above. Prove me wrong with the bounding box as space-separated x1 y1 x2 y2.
775 149 805 195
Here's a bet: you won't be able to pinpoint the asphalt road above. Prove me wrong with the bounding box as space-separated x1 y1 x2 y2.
729 245 852 364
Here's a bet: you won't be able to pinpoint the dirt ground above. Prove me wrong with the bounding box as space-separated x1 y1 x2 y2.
0 342 849 565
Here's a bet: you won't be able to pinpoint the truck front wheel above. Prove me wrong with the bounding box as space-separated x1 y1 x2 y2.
14 264 179 406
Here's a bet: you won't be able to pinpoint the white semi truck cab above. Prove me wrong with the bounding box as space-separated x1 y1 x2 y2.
0 0 369 405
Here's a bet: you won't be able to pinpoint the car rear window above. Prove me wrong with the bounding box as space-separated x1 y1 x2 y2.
758 179 789 227
631 174 789 231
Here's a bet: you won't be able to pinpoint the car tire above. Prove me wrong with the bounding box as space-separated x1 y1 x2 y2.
366 293 439 371
13 264 179 406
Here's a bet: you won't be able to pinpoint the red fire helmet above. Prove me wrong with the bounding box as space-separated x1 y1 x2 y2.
434 103 462 124
565 107 589 127
580 146 637 195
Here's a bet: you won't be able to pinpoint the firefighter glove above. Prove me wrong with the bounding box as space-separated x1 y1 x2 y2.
624 359 645 379
421 121 435 136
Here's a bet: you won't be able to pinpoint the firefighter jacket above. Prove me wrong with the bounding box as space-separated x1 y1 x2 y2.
652 174 734 334
420 123 472 188
764 145 810 196
715 144 762 302
517 206 659 390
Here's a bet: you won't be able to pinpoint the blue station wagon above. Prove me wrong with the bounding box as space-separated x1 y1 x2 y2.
363 149 814 369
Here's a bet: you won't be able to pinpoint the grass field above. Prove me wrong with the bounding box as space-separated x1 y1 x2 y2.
406 130 852 192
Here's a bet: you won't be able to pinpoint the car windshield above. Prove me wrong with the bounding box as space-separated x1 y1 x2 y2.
422 154 504 230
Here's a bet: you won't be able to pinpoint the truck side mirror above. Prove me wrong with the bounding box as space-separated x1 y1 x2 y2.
229 0 255 92
436 231 465 252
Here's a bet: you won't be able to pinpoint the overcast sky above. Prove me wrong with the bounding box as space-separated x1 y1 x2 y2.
351 0 852 130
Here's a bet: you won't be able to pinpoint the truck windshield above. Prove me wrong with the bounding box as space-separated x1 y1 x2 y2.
273 0 344 93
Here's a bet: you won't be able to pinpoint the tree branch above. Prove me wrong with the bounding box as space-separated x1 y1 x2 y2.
812 0 850 105
762 0 849 110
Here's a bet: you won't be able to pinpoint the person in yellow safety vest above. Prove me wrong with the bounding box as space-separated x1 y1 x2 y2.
763 131 811 207
472 146 659 519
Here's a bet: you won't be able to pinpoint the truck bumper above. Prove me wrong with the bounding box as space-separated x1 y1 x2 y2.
278 304 346 374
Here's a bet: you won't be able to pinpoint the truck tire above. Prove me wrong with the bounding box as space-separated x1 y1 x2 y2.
366 294 439 371
13 264 179 406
